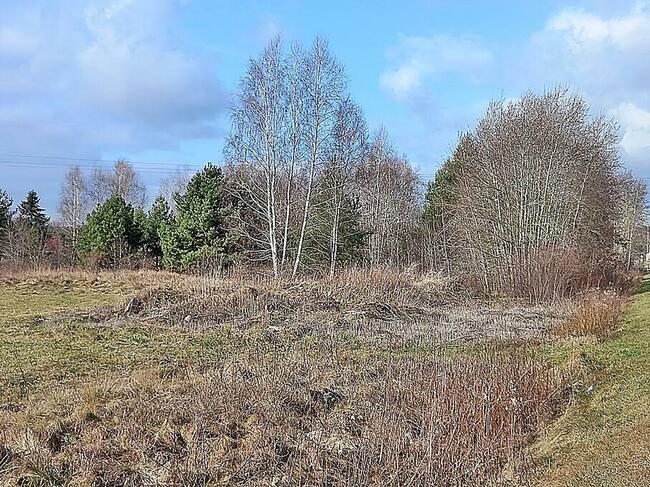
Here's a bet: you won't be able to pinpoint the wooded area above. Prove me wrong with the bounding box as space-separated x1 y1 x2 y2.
0 38 647 301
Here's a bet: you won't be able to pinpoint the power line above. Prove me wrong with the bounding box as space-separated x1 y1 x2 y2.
0 152 208 167
0 160 197 174
1 152 647 181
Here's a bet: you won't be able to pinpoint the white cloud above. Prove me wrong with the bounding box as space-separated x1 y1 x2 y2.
380 2 650 176
529 2 650 102
0 0 226 155
532 2 650 173
380 35 492 98
548 4 650 50
611 102 650 156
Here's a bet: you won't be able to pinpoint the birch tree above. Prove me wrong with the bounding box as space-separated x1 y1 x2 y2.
226 38 286 276
321 97 367 275
292 37 345 276
88 160 147 208
58 166 88 247
356 129 421 267
226 37 346 277
617 172 648 270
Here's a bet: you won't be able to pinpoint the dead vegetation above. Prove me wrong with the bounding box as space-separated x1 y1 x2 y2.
113 268 568 347
0 269 630 486
552 291 626 339
0 351 559 486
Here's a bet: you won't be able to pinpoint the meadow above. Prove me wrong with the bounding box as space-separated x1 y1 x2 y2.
0 270 646 486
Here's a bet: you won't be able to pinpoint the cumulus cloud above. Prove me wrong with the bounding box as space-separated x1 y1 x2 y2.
547 4 650 49
380 35 492 99
381 1 650 176
532 2 650 172
611 102 650 163
0 0 226 157
529 2 650 101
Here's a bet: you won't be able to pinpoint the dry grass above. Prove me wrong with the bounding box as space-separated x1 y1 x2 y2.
2 268 614 486
552 291 625 339
120 268 566 348
0 351 559 486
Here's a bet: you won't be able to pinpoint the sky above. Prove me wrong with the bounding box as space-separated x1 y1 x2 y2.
1 0 650 215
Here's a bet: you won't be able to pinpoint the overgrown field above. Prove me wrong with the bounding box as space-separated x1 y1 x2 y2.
0 270 642 485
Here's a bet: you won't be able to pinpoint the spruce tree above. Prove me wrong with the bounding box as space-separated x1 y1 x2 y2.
0 190 13 259
16 190 49 241
0 190 12 233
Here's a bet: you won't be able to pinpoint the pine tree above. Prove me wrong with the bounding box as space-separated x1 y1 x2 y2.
77 195 141 268
16 190 49 239
161 163 234 271
139 196 173 267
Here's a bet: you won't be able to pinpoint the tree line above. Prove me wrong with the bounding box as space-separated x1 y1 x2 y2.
1 37 647 299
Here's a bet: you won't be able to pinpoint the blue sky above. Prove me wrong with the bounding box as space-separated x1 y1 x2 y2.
2 0 650 214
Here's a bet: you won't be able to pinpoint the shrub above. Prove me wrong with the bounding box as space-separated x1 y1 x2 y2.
553 291 625 339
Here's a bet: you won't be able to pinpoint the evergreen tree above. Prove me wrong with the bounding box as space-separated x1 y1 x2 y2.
0 190 13 259
305 187 369 271
0 190 12 233
77 195 141 268
16 190 49 239
161 163 234 271
422 135 470 225
139 196 173 267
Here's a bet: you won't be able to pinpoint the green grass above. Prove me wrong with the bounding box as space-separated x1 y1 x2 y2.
534 277 650 486
0 279 232 401
3 273 648 485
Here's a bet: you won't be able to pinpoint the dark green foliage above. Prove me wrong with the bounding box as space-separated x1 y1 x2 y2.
0 190 11 231
422 134 471 225
161 164 234 272
139 196 173 267
16 190 49 239
77 195 141 268
330 195 368 265
0 190 13 259
305 187 369 271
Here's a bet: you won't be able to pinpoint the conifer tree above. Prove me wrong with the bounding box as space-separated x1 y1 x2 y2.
0 189 13 259
161 163 234 271
77 195 141 268
16 190 49 239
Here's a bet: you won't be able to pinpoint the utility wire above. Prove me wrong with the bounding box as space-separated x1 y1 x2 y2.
0 152 208 167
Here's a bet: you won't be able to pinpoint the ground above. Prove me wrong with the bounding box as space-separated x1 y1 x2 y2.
0 270 647 485
532 277 650 486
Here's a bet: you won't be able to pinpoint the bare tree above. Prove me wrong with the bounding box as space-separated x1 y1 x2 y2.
617 172 648 270
291 37 345 277
58 166 88 247
442 89 620 299
226 37 347 277
158 168 192 214
88 160 147 208
321 97 367 276
356 129 422 267
226 38 286 276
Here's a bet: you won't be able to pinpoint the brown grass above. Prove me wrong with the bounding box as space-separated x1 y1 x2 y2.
0 351 559 486
552 291 626 339
0 269 591 485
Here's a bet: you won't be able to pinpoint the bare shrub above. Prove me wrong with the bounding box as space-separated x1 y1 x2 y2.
0 351 559 486
553 291 625 339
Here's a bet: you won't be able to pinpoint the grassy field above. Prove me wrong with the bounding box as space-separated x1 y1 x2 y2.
532 278 650 486
0 270 646 485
